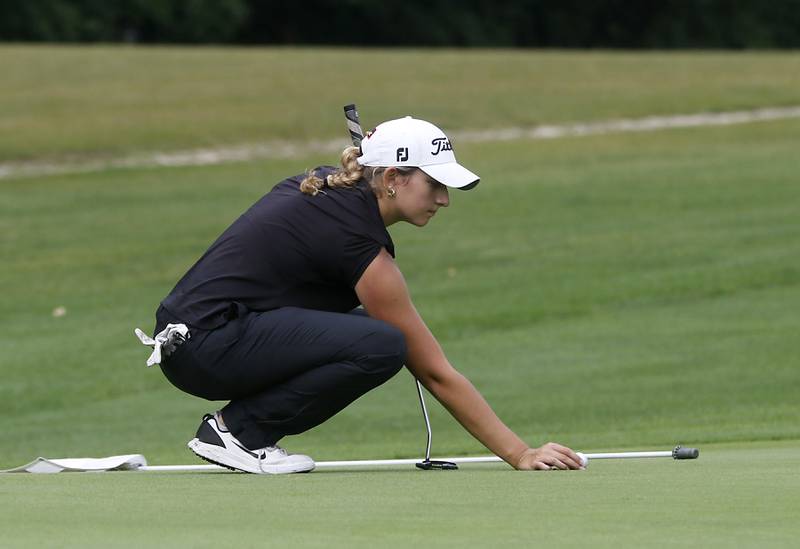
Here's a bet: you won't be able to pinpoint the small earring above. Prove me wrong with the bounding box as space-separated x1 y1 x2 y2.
387 187 397 199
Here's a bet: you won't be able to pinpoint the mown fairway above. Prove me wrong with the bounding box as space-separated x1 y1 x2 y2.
1 47 799 547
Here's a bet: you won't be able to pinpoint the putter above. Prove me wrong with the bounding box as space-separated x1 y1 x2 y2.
414 379 458 470
343 104 455 471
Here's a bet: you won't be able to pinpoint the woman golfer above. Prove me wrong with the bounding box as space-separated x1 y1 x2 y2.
143 116 584 473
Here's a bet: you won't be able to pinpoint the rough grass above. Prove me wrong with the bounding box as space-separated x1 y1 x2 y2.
1 46 799 161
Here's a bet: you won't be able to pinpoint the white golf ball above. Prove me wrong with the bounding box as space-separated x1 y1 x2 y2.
577 452 588 468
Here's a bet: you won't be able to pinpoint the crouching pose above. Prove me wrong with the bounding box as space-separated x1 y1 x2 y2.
140 116 583 473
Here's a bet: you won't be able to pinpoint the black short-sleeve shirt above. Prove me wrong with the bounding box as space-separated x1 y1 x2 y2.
160 167 394 329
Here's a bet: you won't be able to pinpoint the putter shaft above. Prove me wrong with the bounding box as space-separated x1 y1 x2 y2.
415 379 433 462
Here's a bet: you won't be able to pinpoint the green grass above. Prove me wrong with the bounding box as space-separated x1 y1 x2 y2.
2 46 799 547
1 46 799 161
2 118 798 468
1 442 798 548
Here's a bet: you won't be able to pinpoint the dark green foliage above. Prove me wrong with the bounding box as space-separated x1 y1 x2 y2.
0 0 249 43
1 0 800 47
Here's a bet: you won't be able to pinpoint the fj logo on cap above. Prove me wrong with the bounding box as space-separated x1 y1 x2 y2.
431 138 452 155
396 147 409 162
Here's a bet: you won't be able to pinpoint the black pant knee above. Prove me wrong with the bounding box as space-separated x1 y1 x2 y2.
356 322 406 379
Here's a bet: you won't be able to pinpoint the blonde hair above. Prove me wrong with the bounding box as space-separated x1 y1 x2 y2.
300 146 415 198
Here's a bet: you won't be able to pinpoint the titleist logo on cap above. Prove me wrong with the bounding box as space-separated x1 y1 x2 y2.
431 138 452 155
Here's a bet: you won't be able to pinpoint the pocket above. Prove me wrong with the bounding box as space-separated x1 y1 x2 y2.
214 302 250 347
195 316 242 358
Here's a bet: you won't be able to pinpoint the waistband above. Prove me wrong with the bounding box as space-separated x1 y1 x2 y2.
155 302 247 334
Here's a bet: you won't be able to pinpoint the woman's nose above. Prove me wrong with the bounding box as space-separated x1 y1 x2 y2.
437 187 450 207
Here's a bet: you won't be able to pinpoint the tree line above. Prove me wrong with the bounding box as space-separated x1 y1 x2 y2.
2 0 799 48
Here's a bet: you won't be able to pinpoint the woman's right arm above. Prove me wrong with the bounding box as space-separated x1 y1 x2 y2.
355 249 583 470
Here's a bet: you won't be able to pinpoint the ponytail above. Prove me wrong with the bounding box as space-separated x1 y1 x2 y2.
299 145 415 198
300 146 363 195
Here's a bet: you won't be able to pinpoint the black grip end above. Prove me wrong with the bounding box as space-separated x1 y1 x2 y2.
343 104 358 119
672 446 700 460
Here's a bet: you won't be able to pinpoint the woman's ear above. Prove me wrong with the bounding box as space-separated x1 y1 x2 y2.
383 167 411 188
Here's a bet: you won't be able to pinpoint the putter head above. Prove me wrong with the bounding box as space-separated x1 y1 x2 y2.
415 460 458 471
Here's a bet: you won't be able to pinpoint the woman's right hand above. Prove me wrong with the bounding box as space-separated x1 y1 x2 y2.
514 442 585 471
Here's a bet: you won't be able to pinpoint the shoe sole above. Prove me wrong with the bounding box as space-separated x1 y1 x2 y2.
188 438 315 475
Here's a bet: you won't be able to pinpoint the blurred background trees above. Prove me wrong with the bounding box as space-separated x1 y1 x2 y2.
1 0 799 48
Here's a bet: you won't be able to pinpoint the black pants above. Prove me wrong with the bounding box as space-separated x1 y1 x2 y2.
155 304 406 449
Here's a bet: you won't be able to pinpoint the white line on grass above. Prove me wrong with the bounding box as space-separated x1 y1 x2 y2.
2 106 799 180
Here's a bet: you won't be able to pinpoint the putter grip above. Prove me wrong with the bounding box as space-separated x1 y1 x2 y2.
343 104 364 147
672 446 700 459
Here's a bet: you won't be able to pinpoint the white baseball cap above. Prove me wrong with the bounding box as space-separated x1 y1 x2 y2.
356 116 480 190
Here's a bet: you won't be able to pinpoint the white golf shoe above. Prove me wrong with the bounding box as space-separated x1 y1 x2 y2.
188 413 315 474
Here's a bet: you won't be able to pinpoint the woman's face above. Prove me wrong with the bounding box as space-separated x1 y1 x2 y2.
392 169 450 226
